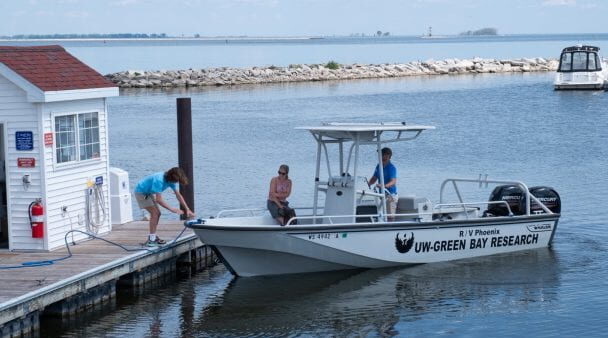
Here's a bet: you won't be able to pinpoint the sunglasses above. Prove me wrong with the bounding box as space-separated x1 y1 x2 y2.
278 171 287 175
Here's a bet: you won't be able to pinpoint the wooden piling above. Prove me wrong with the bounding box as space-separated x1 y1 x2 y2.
176 97 195 218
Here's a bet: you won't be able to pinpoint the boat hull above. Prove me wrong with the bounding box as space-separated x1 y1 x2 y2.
191 215 559 277
554 70 607 90
554 83 605 90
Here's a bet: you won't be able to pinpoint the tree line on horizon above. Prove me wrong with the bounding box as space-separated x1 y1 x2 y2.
1 29 500 40
0 33 168 39
459 28 498 36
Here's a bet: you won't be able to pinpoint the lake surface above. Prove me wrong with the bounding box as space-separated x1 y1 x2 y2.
40 69 608 336
3 34 608 73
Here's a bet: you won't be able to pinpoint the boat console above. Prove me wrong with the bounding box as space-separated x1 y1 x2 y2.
323 175 360 223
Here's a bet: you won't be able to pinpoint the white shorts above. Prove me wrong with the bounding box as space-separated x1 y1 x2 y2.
387 194 399 216
134 193 157 209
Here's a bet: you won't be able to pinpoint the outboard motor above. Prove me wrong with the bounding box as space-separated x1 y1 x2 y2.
529 186 561 214
487 185 526 216
486 185 561 216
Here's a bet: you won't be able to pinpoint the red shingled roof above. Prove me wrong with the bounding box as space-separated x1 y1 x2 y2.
0 45 116 92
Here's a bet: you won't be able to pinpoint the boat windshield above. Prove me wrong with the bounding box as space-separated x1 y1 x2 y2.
559 51 602 72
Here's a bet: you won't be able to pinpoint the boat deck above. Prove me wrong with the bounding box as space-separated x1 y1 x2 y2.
0 220 205 329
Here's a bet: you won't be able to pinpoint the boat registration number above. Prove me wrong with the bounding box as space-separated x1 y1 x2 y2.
307 232 348 240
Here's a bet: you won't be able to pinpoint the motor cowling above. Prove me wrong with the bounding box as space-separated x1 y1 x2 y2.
486 185 561 216
529 186 561 214
487 185 526 216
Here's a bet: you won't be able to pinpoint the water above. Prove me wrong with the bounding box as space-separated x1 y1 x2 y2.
39 70 608 336
41 251 571 337
3 34 608 73
10 34 604 335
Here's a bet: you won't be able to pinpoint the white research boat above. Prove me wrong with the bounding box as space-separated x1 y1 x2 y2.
186 122 561 277
554 45 608 90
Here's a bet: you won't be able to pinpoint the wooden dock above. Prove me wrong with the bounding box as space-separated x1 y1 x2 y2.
0 220 213 336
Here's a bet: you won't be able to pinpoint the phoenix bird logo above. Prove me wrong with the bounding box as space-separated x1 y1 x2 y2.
395 232 415 253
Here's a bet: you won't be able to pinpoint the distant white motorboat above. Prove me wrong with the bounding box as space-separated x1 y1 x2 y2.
554 45 608 90
186 122 561 277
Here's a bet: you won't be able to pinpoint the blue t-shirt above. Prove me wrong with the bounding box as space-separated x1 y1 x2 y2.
373 161 397 194
134 172 177 194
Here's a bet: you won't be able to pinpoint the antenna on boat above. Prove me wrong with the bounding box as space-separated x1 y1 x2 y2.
478 174 489 188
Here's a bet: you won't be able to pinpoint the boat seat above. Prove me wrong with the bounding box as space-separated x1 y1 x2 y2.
356 204 378 223
395 196 432 221
397 196 417 211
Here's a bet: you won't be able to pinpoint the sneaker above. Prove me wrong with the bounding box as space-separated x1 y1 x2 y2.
145 237 166 247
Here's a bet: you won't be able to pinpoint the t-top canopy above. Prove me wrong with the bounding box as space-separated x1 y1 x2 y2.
296 122 435 142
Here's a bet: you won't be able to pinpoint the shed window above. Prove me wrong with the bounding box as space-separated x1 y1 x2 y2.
55 112 100 164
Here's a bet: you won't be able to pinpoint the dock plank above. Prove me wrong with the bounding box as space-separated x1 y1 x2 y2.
0 220 201 319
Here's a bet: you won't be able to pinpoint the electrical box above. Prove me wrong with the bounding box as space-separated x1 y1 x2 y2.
110 195 133 225
109 167 130 195
109 167 133 224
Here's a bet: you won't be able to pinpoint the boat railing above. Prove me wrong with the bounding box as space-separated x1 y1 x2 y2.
319 184 385 200
286 213 374 225
434 201 514 219
216 206 321 218
286 210 435 225
285 200 526 225
439 177 553 216
216 208 266 218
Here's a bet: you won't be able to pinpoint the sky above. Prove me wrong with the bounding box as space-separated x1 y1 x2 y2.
0 0 605 37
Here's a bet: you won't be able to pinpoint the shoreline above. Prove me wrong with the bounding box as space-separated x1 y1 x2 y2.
105 57 558 89
0 36 320 43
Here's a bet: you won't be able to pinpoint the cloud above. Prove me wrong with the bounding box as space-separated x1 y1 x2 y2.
581 2 598 8
203 0 280 6
65 11 90 19
226 0 280 6
542 0 576 6
34 10 55 17
110 0 141 6
11 10 27 17
235 0 278 3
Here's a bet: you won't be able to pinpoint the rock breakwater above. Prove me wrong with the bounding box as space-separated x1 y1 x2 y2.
106 57 558 88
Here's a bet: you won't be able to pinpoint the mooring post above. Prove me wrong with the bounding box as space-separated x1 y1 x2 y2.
177 98 194 218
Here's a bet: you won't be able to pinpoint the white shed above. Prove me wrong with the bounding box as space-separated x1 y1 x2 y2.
0 45 119 251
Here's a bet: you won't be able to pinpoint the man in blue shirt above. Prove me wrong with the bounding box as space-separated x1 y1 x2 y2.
368 147 398 221
134 167 195 246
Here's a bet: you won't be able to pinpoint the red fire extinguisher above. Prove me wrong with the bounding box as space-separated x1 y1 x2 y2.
29 199 44 238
